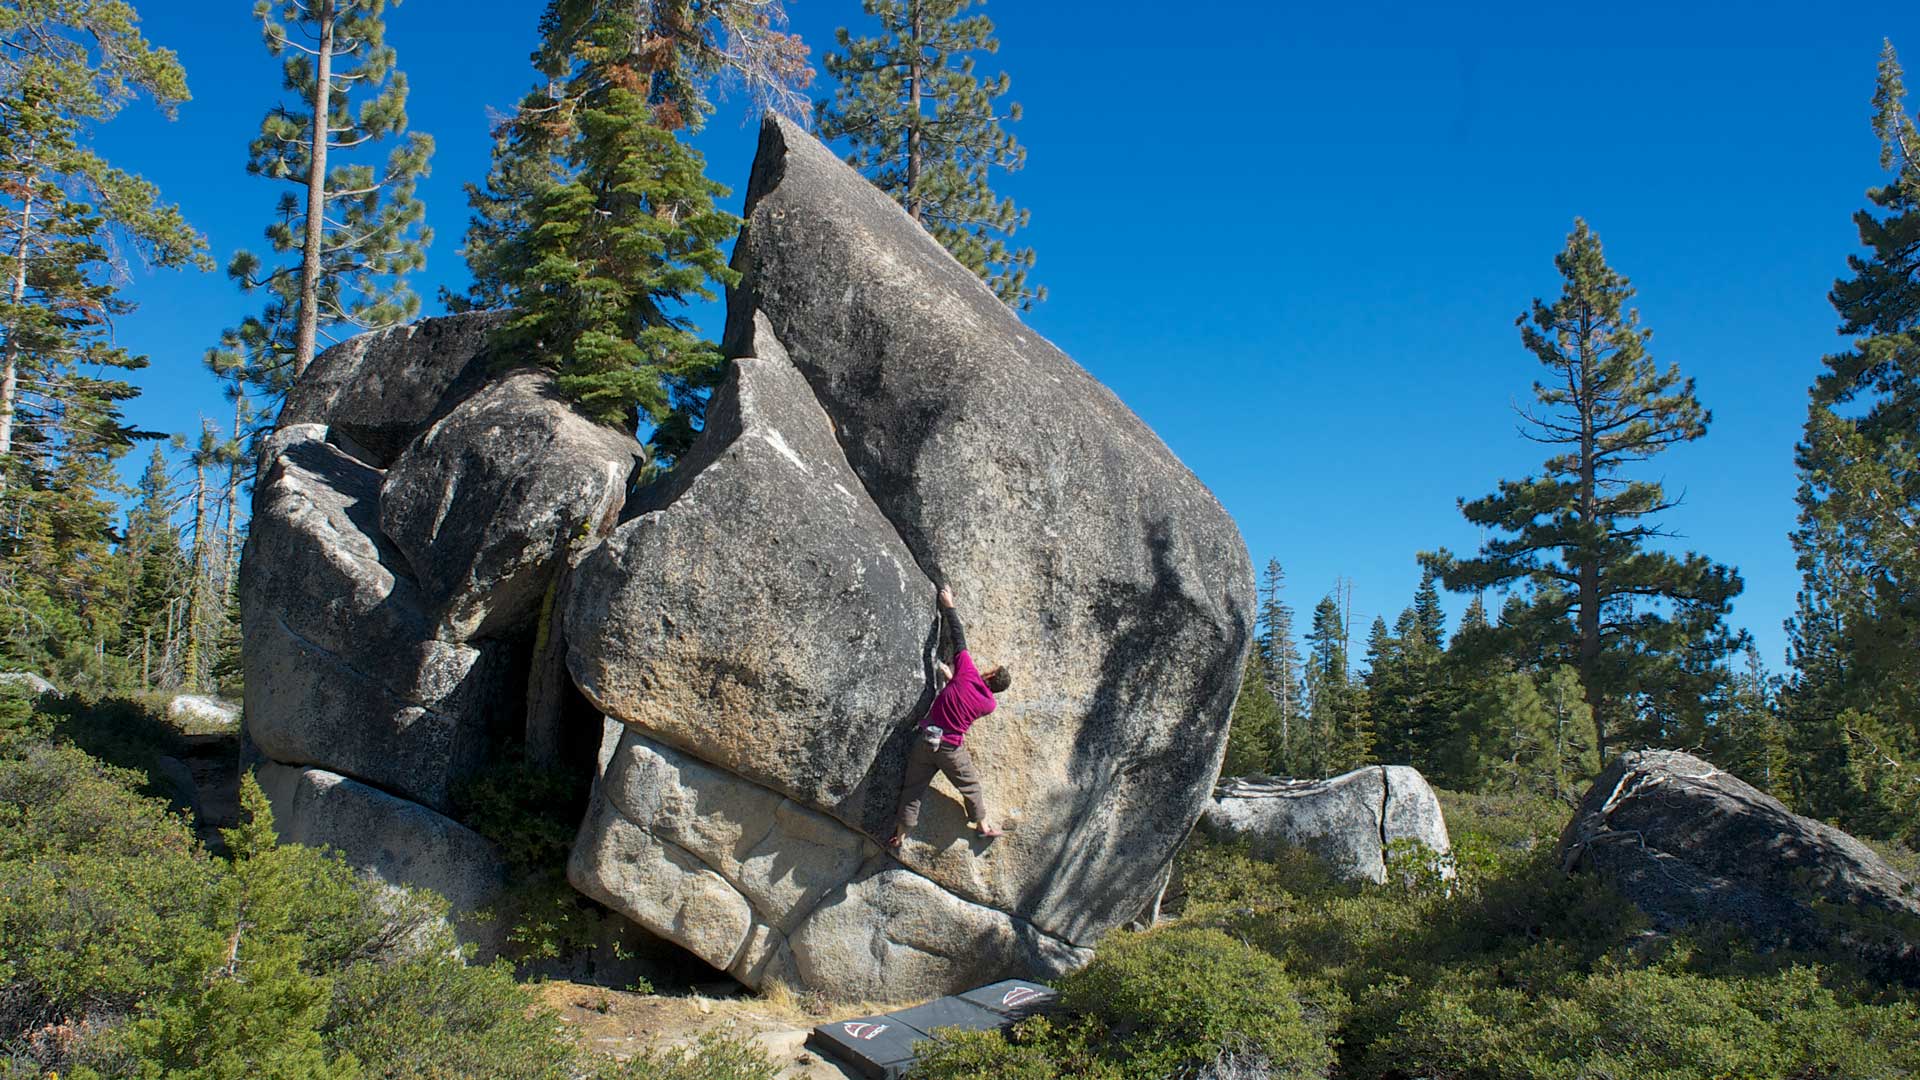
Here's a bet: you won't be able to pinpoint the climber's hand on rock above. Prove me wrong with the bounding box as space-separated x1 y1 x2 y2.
937 584 955 609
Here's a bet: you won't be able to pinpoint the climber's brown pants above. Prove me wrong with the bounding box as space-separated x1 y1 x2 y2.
894 740 987 833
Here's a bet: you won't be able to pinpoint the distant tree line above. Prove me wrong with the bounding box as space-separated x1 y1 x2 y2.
1227 43 1920 850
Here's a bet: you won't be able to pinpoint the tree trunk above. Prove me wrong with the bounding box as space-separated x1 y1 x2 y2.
1574 311 1607 762
0 190 34 474
223 393 245 587
292 0 336 381
905 1 922 221
185 454 209 690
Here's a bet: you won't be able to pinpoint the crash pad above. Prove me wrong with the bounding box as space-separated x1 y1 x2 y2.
805 979 1059 1078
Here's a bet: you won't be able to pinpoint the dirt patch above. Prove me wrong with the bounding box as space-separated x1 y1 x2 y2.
538 980 921 1078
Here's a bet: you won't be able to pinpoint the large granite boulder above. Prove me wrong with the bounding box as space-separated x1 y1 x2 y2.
1560 750 1920 974
279 310 506 466
240 424 511 812
563 115 1252 998
381 368 644 643
1203 766 1454 884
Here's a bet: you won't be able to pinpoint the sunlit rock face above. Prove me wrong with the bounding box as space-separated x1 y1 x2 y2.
563 115 1253 999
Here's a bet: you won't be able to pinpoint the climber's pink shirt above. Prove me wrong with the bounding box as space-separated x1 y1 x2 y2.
925 650 996 747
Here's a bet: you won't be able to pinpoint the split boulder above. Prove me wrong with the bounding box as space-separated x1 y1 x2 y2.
1203 766 1454 884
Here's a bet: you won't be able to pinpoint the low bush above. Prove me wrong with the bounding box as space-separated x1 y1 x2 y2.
1 695 771 1079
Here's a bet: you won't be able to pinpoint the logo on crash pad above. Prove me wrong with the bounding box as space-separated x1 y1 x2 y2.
1002 987 1044 1008
842 1023 889 1040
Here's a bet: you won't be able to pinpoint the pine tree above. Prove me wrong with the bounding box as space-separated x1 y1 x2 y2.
1784 41 1920 842
119 445 191 689
1255 558 1306 765
217 0 434 397
1222 650 1284 778
459 1 807 456
1423 220 1744 762
816 0 1041 309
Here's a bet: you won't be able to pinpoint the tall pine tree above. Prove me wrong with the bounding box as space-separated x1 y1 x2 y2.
1423 220 1743 762
816 0 1041 309
217 0 433 398
1784 40 1920 840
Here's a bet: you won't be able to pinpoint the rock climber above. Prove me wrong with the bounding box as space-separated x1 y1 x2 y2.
887 583 1013 849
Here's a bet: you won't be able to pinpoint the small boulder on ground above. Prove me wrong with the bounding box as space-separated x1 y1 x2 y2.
1560 749 1920 975
0 672 57 697
168 693 240 729
1202 765 1454 884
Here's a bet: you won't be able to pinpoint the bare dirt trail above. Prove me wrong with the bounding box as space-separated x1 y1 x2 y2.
539 980 895 1078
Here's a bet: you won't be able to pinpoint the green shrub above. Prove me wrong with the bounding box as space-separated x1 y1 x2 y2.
325 956 578 1080
1055 926 1340 1079
1370 962 1920 1080
906 1025 1064 1080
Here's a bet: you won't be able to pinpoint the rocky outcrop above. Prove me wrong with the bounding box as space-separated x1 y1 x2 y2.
565 347 933 815
279 311 506 466
1203 766 1454 884
1560 750 1920 974
381 369 643 643
561 115 1252 998
240 424 511 812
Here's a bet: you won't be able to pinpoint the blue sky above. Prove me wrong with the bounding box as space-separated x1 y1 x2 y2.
93 1 1920 670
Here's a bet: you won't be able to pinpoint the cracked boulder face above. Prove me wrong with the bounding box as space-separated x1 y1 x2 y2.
381 369 644 643
241 321 645 956
1203 766 1453 884
560 115 1253 999
1560 750 1920 975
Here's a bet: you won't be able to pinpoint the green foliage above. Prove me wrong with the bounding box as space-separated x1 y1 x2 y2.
1785 40 1920 846
0 695 663 1079
457 0 806 457
452 753 641 977
1155 791 1920 1080
0 0 209 699
326 956 577 1080
1423 219 1744 762
1221 650 1285 777
1055 927 1339 1079
816 0 1042 308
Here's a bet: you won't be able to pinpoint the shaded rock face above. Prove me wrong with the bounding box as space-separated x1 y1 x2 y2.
279 311 507 466
241 321 644 945
1560 750 1920 975
562 115 1252 999
1202 766 1454 884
